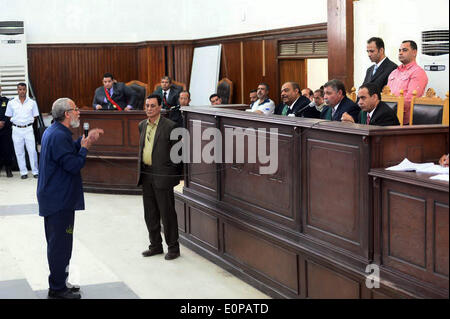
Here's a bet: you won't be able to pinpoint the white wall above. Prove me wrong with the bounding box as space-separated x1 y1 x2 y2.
353 0 449 90
307 58 328 91
0 0 327 43
183 0 327 40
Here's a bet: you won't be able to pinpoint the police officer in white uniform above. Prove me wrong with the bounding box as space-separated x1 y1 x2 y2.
5 83 39 179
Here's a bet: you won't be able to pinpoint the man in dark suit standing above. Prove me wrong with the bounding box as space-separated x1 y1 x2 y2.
152 76 181 110
341 83 400 126
92 73 136 110
275 82 320 118
320 79 360 122
138 94 181 260
362 37 397 93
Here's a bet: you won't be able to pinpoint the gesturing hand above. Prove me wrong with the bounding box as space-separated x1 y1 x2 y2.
87 128 104 143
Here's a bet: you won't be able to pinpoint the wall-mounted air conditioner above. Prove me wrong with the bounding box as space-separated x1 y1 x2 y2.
0 21 28 99
420 30 449 98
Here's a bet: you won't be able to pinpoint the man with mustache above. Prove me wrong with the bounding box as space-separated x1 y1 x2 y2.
37 98 103 299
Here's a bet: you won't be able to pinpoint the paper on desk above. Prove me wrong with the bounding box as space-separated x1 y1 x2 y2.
416 164 449 175
386 158 434 172
430 174 449 182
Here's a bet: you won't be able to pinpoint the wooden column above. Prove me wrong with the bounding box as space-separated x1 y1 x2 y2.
327 0 354 90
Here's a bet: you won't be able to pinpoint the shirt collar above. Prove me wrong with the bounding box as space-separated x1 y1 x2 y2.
54 120 73 135
148 115 161 126
258 98 270 105
15 96 30 103
398 61 417 71
333 98 343 111
289 96 300 109
368 101 381 118
375 57 387 68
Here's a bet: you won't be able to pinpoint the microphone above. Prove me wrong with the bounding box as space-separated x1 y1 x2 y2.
294 103 312 117
83 122 89 138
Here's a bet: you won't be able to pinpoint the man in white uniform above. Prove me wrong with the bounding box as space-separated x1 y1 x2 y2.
5 83 39 179
250 83 275 115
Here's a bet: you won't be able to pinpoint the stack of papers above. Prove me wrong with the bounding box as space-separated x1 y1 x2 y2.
430 174 449 182
386 158 449 182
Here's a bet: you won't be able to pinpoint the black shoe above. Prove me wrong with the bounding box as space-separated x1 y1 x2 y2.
142 247 163 257
6 167 13 178
21 175 27 179
165 251 180 260
33 174 38 179
47 289 81 299
67 283 80 292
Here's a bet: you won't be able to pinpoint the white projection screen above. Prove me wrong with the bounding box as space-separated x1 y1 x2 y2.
189 44 222 106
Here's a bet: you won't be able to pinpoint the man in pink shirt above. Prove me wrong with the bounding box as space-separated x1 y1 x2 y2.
387 40 428 124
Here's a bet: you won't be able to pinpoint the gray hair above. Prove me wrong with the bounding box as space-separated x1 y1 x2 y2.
51 98 72 122
324 79 346 96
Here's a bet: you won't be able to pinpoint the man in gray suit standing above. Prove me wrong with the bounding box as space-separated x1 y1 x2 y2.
362 37 397 93
138 94 181 260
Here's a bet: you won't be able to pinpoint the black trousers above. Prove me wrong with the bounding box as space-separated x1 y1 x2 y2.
142 168 179 253
44 210 75 292
0 130 14 167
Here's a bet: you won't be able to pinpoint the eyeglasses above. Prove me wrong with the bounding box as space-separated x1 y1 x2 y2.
67 107 80 112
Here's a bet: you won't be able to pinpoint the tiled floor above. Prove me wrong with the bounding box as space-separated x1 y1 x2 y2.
0 171 269 299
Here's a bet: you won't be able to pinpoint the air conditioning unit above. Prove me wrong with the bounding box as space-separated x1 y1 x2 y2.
0 21 28 99
420 30 449 98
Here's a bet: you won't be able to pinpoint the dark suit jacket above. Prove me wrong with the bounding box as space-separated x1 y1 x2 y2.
137 116 180 189
152 86 181 109
362 57 398 93
274 95 311 116
92 82 136 110
0 96 12 135
358 101 400 126
320 96 360 122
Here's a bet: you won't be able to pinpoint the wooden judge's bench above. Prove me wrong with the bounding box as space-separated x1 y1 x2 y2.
76 107 449 299
73 110 147 194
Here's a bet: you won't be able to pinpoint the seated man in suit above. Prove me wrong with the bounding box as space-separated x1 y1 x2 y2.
152 76 181 110
275 82 320 118
362 37 397 93
341 83 400 126
92 73 136 111
250 83 275 115
209 94 222 105
169 90 191 128
320 79 359 122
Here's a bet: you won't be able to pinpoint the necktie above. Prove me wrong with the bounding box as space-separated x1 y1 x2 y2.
366 113 371 125
372 64 378 76
281 105 289 116
163 91 168 106
332 107 336 118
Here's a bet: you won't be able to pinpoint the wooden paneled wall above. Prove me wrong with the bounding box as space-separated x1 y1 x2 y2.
28 23 331 113
28 44 138 112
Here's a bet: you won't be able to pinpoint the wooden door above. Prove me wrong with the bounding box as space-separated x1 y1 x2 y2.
279 59 307 90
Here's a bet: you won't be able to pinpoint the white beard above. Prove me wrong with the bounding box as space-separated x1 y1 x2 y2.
70 119 80 128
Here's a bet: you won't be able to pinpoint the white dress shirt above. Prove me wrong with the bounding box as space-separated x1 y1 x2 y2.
251 98 275 115
5 96 39 126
